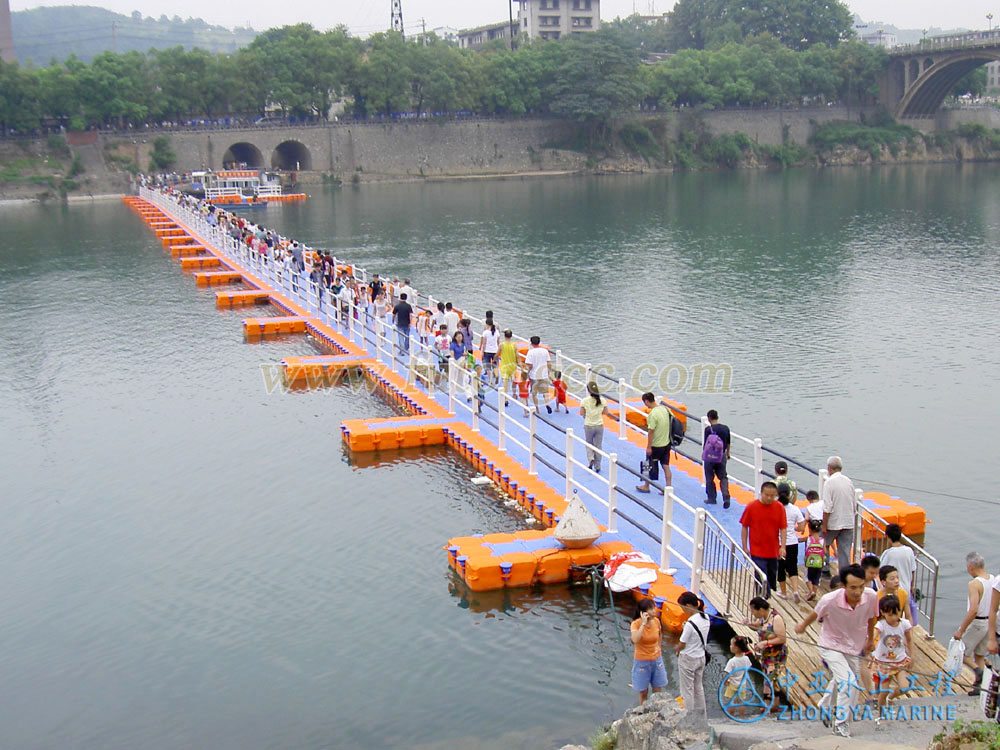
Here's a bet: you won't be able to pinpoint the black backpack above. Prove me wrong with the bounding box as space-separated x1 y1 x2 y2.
669 411 685 448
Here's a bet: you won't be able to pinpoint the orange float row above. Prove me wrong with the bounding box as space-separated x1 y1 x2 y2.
242 316 311 337
216 290 272 308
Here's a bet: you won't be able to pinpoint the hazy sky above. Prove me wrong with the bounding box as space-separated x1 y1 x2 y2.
10 0 991 37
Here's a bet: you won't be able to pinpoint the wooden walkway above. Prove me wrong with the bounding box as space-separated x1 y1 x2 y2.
701 569 976 709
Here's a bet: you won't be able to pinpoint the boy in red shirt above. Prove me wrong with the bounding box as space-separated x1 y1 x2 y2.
549 370 569 413
740 481 786 599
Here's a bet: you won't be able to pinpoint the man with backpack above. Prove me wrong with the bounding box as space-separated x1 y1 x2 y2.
636 392 673 494
703 409 731 508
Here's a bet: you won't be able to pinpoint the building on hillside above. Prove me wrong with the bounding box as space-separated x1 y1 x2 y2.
433 26 460 43
0 0 15 63
986 62 1000 94
518 0 601 41
861 29 897 48
457 21 517 48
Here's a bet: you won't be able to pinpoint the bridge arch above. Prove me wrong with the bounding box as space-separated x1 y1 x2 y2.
271 140 312 171
897 51 1000 118
222 142 264 169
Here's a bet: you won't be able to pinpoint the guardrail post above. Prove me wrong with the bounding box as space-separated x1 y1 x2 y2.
497 386 507 451
928 563 939 637
528 407 538 475
585 362 592 388
448 358 456 416
853 487 864 563
691 509 707 597
407 351 415 387
565 428 575 499
607 455 618 532
618 378 628 440
754 438 764 494
472 392 480 433
660 487 675 571
555 349 563 374
818 468 829 498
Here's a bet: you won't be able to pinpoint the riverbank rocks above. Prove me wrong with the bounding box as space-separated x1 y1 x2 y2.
613 694 712 750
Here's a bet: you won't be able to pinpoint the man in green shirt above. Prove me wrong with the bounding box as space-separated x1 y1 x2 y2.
636 391 672 493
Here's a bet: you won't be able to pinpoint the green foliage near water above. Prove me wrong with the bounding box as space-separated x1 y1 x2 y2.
931 719 1000 750
589 726 617 750
810 116 918 158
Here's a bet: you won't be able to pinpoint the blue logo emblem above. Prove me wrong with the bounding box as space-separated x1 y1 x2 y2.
718 666 773 722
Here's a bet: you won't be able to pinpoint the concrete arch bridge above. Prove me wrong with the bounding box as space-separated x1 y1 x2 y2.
882 32 1000 119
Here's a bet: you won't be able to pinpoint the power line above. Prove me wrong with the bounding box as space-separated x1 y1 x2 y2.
853 477 1000 508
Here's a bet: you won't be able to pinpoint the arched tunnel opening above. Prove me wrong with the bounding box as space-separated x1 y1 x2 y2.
899 54 999 117
221 142 264 169
271 141 312 171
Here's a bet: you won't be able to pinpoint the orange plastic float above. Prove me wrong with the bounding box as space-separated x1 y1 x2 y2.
216 290 272 308
242 316 311 337
340 416 452 451
179 256 223 271
171 245 208 258
195 271 245 287
281 355 371 386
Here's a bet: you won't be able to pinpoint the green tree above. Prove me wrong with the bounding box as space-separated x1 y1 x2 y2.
149 135 177 171
666 0 854 51
951 67 987 98
353 32 413 117
546 29 642 146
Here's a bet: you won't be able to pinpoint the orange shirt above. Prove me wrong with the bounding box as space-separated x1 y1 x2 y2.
631 617 662 660
877 588 909 619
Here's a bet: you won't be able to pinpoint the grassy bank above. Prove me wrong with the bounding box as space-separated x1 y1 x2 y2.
0 135 91 200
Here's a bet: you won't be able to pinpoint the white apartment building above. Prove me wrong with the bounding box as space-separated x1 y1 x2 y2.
518 0 601 41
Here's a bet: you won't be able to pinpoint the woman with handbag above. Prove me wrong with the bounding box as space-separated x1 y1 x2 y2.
676 591 711 725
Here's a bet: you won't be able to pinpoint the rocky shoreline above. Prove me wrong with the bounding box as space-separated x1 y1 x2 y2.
556 692 987 750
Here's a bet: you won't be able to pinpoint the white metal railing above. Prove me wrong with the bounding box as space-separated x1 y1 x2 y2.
138 186 927 612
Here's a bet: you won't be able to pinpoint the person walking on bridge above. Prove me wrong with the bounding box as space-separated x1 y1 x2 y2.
795 564 878 739
702 410 731 508
820 456 856 575
636 393 672 493
953 552 994 695
740 481 786 598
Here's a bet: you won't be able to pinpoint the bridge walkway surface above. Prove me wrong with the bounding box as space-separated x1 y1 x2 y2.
128 189 969 710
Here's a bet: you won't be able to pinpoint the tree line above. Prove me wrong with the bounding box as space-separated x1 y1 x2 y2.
0 2 976 139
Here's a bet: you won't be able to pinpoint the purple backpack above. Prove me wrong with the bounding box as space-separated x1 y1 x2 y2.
702 425 726 464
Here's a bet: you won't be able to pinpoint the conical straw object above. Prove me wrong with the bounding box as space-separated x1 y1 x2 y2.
554 491 601 549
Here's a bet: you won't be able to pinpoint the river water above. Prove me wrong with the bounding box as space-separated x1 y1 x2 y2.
2 164 999 748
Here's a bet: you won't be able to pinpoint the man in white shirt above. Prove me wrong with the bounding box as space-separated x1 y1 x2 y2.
821 456 856 575
879 522 918 622
442 302 460 337
523 336 552 415
398 279 415 305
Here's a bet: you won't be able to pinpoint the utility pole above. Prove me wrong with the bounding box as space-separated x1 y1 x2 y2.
391 0 404 38
508 0 514 50
420 17 426 44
